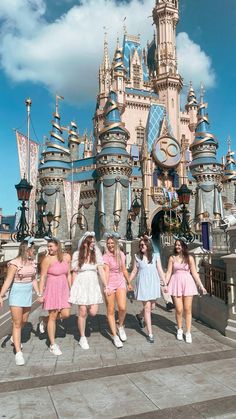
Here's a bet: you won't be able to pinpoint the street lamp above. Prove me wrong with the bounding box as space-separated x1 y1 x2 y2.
14 176 33 242
46 211 56 238
70 202 92 239
125 195 148 239
35 192 47 238
175 184 195 243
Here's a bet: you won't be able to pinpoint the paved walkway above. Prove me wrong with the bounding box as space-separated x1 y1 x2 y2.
1 298 236 418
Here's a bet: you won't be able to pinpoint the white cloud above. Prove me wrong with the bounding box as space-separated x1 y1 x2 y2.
0 0 216 104
176 32 216 89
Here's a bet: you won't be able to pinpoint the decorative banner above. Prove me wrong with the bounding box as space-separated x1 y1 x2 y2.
16 131 39 229
52 190 61 237
63 181 81 237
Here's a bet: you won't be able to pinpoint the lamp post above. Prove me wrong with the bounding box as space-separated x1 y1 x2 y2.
175 184 195 243
14 176 33 242
46 211 55 238
125 195 148 239
70 202 92 239
35 193 47 238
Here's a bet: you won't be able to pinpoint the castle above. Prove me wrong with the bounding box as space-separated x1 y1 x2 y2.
38 0 236 244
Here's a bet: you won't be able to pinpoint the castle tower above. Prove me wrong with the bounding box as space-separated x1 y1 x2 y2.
190 88 223 227
68 121 80 161
152 0 183 139
96 91 132 238
111 38 126 105
222 136 236 208
38 102 71 239
185 82 198 140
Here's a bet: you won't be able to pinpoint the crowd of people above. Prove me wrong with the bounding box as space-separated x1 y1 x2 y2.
0 233 207 366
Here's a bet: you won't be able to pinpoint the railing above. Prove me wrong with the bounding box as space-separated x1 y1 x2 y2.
0 260 8 290
204 263 233 304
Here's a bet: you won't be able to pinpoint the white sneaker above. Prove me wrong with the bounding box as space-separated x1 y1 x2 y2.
49 343 62 356
113 335 123 348
79 336 89 350
10 336 23 350
177 329 183 341
118 326 127 342
15 351 25 366
185 332 192 344
39 317 46 334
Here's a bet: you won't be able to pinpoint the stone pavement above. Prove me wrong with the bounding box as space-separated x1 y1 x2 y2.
1 298 236 419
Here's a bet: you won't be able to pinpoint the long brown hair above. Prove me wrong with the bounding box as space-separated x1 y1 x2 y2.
138 236 153 263
78 235 96 268
48 238 63 262
106 237 123 269
174 240 189 264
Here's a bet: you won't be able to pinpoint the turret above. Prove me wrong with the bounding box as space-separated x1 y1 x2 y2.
98 31 111 98
38 98 71 239
96 91 132 238
68 121 80 161
190 87 223 225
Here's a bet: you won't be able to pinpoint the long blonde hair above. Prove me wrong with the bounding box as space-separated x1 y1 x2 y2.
106 237 123 269
17 240 35 263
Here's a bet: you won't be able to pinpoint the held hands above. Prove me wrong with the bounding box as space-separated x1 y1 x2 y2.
127 283 133 291
199 285 207 296
104 286 111 297
37 296 44 303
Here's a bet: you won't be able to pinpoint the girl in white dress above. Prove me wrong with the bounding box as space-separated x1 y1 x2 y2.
69 232 108 350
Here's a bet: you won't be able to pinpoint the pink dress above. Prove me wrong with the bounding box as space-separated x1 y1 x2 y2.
43 260 71 310
168 260 198 297
103 251 126 293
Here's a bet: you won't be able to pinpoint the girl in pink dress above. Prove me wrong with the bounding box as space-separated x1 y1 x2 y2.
166 240 206 343
103 237 131 348
38 238 71 356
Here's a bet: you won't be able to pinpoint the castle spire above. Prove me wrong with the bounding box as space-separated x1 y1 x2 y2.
223 135 236 182
99 30 111 96
186 81 198 109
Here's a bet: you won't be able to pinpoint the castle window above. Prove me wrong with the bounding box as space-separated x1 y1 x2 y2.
136 125 145 150
118 155 121 159
133 64 141 89
50 168 54 172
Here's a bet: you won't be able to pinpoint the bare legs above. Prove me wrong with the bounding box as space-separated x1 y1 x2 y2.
78 304 98 337
142 300 156 336
11 306 30 353
105 288 126 337
173 296 193 333
47 308 70 346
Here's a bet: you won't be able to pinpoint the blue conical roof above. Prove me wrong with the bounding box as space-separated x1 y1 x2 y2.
100 91 129 137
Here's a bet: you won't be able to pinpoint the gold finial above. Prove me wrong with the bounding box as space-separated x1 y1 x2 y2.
227 135 231 152
56 94 64 114
200 82 205 103
25 98 32 108
123 17 127 35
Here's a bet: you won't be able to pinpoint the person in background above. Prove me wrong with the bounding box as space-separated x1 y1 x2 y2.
69 232 108 350
0 238 39 366
103 236 131 348
38 238 71 356
129 236 167 343
165 239 207 343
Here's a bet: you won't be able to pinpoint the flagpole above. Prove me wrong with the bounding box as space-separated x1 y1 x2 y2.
25 98 32 183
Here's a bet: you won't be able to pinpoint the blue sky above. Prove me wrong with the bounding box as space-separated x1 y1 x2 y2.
0 0 235 214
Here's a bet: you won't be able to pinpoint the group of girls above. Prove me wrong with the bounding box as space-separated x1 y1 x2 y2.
0 232 206 366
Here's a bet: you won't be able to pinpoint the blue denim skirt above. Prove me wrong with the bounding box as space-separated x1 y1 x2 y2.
9 282 33 307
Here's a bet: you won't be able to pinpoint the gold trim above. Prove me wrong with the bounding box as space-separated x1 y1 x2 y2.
46 142 70 154
50 131 65 143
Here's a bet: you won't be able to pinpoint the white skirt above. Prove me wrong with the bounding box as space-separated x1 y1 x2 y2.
69 270 103 305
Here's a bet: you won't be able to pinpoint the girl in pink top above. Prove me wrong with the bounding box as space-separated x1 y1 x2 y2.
0 239 39 366
103 237 131 348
